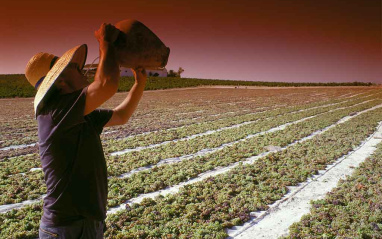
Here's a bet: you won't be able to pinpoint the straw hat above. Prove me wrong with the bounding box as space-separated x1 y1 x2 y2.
25 44 88 115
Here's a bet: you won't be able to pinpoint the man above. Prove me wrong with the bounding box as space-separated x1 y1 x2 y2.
24 23 147 238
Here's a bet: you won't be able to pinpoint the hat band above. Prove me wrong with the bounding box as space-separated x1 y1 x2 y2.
35 76 44 90
50 56 59 69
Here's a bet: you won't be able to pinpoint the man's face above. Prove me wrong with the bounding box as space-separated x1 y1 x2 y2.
54 62 89 95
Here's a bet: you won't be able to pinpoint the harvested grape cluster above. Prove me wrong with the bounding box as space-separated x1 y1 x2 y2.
284 142 382 238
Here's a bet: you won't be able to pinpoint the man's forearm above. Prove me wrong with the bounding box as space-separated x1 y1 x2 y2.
113 70 147 123
94 42 120 87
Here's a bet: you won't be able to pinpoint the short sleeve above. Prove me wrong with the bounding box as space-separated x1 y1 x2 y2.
86 109 114 134
51 86 88 130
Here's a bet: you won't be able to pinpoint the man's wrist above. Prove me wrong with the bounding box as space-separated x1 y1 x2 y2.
99 41 115 52
134 77 147 88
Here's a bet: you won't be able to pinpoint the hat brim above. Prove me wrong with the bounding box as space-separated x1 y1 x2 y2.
34 44 88 116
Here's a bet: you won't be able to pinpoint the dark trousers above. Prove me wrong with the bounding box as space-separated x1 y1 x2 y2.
39 218 105 239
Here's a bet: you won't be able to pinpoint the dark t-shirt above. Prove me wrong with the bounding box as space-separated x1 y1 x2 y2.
37 86 113 226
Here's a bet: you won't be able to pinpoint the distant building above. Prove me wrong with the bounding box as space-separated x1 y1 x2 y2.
120 67 168 77
83 64 168 77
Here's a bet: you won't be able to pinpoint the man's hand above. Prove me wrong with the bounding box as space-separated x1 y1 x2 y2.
94 23 120 44
132 67 147 85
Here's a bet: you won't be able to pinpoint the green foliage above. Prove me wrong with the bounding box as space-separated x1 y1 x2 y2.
0 74 375 98
0 75 35 98
123 77 376 91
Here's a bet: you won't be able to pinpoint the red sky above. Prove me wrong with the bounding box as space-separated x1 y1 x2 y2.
0 0 380 83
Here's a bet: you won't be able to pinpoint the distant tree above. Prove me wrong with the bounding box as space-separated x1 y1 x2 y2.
177 67 184 77
167 69 177 77
167 67 185 77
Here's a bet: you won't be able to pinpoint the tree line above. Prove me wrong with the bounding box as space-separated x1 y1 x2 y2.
0 74 376 98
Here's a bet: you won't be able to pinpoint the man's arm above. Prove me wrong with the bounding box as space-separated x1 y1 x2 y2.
105 68 147 127
84 23 121 115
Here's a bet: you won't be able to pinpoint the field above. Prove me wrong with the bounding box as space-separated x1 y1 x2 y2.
0 86 382 238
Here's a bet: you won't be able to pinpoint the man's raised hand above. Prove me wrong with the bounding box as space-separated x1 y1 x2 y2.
132 67 147 85
94 23 120 44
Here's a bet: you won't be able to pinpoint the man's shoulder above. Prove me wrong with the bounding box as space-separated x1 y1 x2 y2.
37 87 88 129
